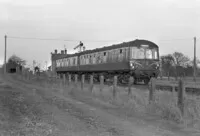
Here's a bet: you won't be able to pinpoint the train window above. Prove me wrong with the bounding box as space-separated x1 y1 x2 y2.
99 53 101 63
75 57 77 65
153 50 158 59
146 49 153 59
103 51 107 63
58 60 60 67
88 55 90 64
65 58 67 66
93 54 96 64
63 59 65 66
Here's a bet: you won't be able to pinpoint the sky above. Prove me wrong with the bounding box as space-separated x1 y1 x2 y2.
0 0 200 69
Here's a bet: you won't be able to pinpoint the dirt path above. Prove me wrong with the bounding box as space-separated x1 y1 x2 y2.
0 74 199 136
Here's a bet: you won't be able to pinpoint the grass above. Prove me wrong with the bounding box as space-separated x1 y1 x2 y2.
0 75 59 135
13 74 200 131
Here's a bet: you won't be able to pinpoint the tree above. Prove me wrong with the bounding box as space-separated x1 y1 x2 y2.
8 54 26 66
161 52 191 77
161 54 175 76
172 52 190 67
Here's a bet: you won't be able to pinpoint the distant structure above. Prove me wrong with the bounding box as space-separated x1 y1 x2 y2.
6 61 22 73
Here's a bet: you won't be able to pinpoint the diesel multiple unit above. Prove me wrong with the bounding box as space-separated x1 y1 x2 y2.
52 39 160 84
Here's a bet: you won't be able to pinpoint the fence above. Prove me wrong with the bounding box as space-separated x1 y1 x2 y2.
15 70 200 116
149 78 200 116
15 70 136 98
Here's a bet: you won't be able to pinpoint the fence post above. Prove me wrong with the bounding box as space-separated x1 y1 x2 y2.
68 74 71 86
75 74 78 86
178 79 185 116
100 75 104 92
128 76 134 95
63 73 66 87
90 75 94 93
149 78 156 104
81 74 85 90
113 76 117 98
59 73 63 88
55 73 59 87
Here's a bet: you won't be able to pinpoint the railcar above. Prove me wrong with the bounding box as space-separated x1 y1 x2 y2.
55 39 160 84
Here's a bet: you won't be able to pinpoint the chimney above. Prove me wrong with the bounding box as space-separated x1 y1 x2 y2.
61 50 64 54
55 49 57 54
64 49 67 54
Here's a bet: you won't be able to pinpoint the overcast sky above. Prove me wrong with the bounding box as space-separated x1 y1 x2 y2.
0 0 200 69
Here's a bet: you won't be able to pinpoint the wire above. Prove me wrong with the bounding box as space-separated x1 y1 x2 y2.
158 38 193 42
8 36 78 42
7 35 197 43
7 36 120 43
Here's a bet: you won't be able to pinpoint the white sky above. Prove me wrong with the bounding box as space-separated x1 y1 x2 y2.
0 0 200 68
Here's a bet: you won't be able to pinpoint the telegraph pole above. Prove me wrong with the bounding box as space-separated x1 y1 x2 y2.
193 37 196 81
4 35 7 74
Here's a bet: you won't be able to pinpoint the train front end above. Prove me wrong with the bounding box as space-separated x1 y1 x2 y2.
129 41 160 84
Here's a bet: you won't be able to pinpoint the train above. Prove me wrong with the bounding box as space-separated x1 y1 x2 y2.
54 39 160 84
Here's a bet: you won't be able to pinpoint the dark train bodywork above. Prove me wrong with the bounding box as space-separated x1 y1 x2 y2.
55 39 160 84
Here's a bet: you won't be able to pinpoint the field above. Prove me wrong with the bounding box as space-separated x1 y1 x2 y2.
0 72 200 136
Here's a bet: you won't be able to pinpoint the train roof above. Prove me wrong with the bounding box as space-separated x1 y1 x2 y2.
57 39 158 59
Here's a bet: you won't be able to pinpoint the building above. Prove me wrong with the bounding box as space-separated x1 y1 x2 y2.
6 61 22 73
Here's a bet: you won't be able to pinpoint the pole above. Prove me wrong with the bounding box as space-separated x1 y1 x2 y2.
4 35 7 74
194 37 196 81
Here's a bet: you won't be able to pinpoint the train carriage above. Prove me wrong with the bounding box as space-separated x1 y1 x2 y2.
55 39 160 84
